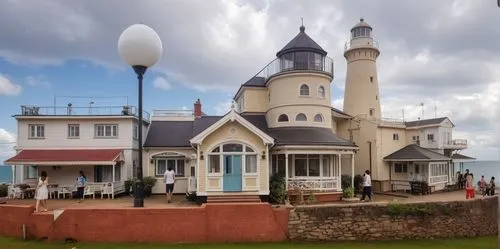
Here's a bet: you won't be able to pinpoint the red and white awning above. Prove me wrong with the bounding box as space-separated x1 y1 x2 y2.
4 149 122 166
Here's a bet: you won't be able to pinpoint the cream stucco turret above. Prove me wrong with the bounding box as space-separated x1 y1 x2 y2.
343 18 381 120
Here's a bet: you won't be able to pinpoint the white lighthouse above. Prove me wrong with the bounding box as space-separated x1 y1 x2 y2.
342 18 381 120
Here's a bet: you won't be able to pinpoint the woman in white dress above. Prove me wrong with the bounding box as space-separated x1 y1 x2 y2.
35 171 49 213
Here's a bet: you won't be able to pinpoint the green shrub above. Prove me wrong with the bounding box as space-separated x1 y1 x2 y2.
306 191 316 204
341 174 352 189
342 186 355 198
269 174 287 204
386 202 434 217
353 174 364 194
0 184 7 197
142 176 158 197
124 178 136 195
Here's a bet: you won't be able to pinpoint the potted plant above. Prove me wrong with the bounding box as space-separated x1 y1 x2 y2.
342 186 358 202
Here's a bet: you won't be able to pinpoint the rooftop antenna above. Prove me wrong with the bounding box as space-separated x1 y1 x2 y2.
301 17 303 26
420 102 424 119
402 108 405 121
434 100 437 118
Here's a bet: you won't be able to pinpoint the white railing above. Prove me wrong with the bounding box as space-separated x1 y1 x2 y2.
152 109 193 117
287 177 339 191
187 177 196 192
344 40 379 51
429 175 448 184
112 181 125 195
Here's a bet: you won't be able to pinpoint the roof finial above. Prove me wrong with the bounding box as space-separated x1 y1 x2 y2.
299 17 305 32
360 17 364 22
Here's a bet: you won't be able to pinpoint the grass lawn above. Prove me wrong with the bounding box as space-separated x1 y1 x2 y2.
0 237 496 249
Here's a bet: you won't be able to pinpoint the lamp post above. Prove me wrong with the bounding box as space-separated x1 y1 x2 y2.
118 24 163 207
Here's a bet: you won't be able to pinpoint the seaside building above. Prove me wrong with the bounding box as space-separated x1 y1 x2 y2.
3 18 476 202
340 19 475 192
4 100 148 198
143 24 357 203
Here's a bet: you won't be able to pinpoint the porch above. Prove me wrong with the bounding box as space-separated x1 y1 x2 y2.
5 149 126 199
270 149 355 202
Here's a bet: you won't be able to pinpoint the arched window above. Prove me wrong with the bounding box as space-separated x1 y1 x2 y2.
278 114 289 122
318 86 325 98
296 113 307 121
299 84 309 96
208 143 258 175
314 114 323 122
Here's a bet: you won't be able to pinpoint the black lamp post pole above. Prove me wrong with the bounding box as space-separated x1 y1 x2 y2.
133 65 147 208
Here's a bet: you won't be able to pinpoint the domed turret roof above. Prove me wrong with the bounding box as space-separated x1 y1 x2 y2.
276 25 327 57
351 18 372 31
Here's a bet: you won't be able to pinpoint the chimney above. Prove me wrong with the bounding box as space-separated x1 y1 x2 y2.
194 99 202 118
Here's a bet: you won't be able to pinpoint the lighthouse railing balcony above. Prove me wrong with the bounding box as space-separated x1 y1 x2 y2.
253 52 334 82
344 40 379 51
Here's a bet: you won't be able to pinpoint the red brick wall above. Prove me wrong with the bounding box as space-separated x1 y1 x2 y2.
0 203 289 243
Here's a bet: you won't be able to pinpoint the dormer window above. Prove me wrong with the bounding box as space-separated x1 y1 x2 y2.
318 86 325 98
278 114 289 122
300 84 309 96
296 113 307 121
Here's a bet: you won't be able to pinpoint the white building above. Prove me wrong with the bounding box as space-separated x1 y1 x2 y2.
4 103 149 197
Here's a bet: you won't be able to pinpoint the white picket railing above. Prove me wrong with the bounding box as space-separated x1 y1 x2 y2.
287 177 339 191
429 175 448 184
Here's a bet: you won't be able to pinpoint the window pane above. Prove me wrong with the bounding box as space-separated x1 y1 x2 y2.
277 155 286 177
176 160 185 176
296 113 307 121
156 160 166 176
245 146 254 152
278 114 289 122
295 158 307 176
167 160 176 172
115 165 121 181
300 84 309 96
209 155 220 173
112 125 117 137
309 156 320 176
245 155 257 173
322 157 331 177
314 114 323 122
223 143 243 152
225 156 232 174
211 147 220 153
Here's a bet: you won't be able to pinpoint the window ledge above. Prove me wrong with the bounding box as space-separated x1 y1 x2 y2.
67 137 80 139
28 137 45 140
207 173 222 177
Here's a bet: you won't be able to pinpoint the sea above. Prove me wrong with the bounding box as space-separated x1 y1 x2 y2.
0 161 499 184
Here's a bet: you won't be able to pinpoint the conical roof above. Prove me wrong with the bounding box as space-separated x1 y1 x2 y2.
351 18 372 31
276 25 327 57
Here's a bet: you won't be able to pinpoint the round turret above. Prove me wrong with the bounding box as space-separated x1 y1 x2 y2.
350 18 373 39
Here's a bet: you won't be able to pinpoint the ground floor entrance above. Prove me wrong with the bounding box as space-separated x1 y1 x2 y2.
223 155 243 192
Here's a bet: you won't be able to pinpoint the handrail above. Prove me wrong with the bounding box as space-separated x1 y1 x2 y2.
19 105 151 122
248 53 334 84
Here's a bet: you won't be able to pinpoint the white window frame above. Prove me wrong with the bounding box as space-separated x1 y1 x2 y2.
313 114 323 123
393 133 399 141
207 143 258 176
24 165 38 179
68 124 80 138
317 85 325 98
95 124 118 138
154 157 185 177
296 113 307 122
133 124 139 139
299 84 310 96
277 114 289 122
28 124 45 139
394 163 408 173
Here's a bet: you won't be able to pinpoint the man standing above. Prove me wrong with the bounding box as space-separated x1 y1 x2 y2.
164 167 176 203
360 170 372 202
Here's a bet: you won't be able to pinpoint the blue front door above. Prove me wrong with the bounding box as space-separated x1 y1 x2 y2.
223 155 242 192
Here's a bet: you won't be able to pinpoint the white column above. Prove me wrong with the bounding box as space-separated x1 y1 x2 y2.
112 164 116 182
285 153 289 190
265 144 270 195
351 154 355 189
337 154 342 191
428 163 431 184
196 144 200 193
11 165 15 185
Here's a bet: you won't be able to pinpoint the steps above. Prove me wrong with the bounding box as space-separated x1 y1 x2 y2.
207 195 261 203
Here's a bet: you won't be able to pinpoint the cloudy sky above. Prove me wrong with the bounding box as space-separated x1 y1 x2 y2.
0 0 499 162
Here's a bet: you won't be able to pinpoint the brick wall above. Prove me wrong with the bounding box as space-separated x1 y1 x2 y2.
288 197 498 241
0 203 288 243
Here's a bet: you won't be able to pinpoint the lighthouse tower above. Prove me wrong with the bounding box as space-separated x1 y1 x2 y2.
343 18 381 119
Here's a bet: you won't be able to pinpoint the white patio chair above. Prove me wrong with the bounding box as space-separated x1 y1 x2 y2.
58 186 72 199
8 185 23 199
101 183 113 199
83 185 99 199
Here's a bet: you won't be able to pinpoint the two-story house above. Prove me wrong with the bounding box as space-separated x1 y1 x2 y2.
4 103 149 198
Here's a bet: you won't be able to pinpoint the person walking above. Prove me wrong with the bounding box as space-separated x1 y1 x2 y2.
360 170 372 202
164 167 176 203
76 171 87 203
490 176 496 196
35 171 49 213
480 175 487 196
465 173 474 199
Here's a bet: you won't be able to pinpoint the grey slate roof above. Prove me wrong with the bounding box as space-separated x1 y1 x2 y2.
144 113 356 148
276 25 327 57
144 116 221 147
384 144 451 161
405 117 451 128
452 153 476 160
242 76 266 87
